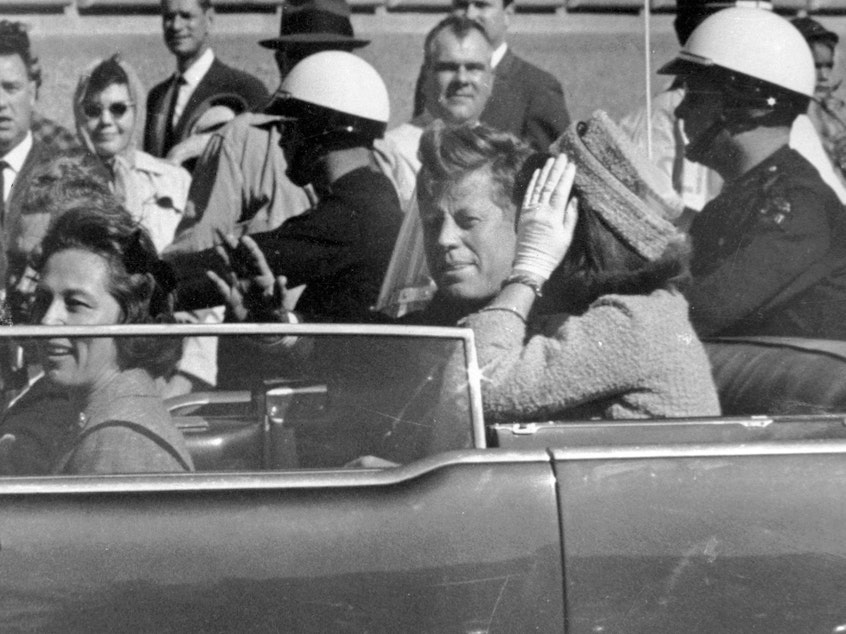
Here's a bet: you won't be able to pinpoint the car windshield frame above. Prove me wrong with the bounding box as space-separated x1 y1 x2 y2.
0 322 485 490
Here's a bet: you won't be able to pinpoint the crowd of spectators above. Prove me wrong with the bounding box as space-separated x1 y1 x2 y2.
0 0 844 473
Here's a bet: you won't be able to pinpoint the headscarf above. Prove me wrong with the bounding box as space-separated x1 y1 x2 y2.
72 54 147 210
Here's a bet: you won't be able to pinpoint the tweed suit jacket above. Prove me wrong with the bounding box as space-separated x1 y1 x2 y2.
143 57 269 158
412 48 570 152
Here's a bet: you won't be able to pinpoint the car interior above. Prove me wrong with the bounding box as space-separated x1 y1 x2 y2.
5 329 846 474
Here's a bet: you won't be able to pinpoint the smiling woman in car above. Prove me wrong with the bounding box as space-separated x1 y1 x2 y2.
28 200 193 474
418 118 720 421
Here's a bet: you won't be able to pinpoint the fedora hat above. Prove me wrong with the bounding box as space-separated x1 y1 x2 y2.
259 0 369 50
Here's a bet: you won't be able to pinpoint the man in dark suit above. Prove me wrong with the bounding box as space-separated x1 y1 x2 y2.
0 20 57 396
412 0 569 152
0 21 54 287
144 0 269 158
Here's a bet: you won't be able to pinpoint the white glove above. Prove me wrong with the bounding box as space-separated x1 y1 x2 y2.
512 154 578 281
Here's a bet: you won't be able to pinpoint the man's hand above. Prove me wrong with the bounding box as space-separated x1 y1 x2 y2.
207 233 290 323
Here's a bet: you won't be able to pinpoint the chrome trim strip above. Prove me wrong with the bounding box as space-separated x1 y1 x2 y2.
549 439 846 461
0 449 550 495
0 323 474 339
492 414 846 433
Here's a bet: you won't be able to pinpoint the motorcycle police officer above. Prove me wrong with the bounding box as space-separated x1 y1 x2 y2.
171 51 403 324
660 7 846 339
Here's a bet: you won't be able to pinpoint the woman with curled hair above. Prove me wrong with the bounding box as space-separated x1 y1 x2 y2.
26 201 192 474
417 117 720 420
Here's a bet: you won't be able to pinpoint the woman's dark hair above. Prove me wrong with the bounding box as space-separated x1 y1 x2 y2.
84 55 130 100
36 199 182 378
21 149 112 215
540 210 691 316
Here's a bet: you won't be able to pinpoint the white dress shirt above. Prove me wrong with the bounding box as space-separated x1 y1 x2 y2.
491 42 507 70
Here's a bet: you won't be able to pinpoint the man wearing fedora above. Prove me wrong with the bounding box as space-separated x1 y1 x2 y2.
144 0 269 158
165 0 368 256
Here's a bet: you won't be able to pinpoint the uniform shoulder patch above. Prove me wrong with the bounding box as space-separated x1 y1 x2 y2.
757 168 793 227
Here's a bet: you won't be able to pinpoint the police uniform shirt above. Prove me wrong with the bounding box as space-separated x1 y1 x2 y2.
686 145 846 339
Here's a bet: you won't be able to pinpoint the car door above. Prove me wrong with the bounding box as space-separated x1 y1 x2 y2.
0 324 565 633
497 417 846 633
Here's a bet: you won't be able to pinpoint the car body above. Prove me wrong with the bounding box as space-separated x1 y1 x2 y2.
1 323 845 632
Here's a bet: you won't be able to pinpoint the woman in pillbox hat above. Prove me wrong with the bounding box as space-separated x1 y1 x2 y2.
459 113 720 421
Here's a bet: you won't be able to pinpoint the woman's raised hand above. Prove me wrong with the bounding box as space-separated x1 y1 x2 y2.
512 154 578 281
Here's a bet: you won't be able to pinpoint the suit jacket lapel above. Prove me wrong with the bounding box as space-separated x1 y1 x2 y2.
5 140 48 235
152 76 179 158
172 58 223 143
494 48 517 83
482 49 521 136
3 141 49 289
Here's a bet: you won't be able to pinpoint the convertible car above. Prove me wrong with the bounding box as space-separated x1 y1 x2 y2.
0 323 845 633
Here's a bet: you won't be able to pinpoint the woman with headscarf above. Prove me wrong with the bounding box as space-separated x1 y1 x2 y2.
73 54 191 253
74 55 219 396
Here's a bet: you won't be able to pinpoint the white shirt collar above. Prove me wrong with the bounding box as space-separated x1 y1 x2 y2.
1 130 33 174
179 47 215 87
491 42 508 69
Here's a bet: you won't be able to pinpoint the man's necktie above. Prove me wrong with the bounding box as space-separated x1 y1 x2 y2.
167 75 186 135
162 74 186 157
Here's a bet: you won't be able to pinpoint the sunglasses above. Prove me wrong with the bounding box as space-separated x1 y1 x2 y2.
82 102 134 119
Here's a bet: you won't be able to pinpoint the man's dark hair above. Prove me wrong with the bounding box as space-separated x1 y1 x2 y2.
417 121 533 219
791 16 838 49
423 15 492 65
0 20 41 90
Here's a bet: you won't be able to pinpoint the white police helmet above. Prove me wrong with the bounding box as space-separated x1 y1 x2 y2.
660 7 814 109
266 50 389 140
